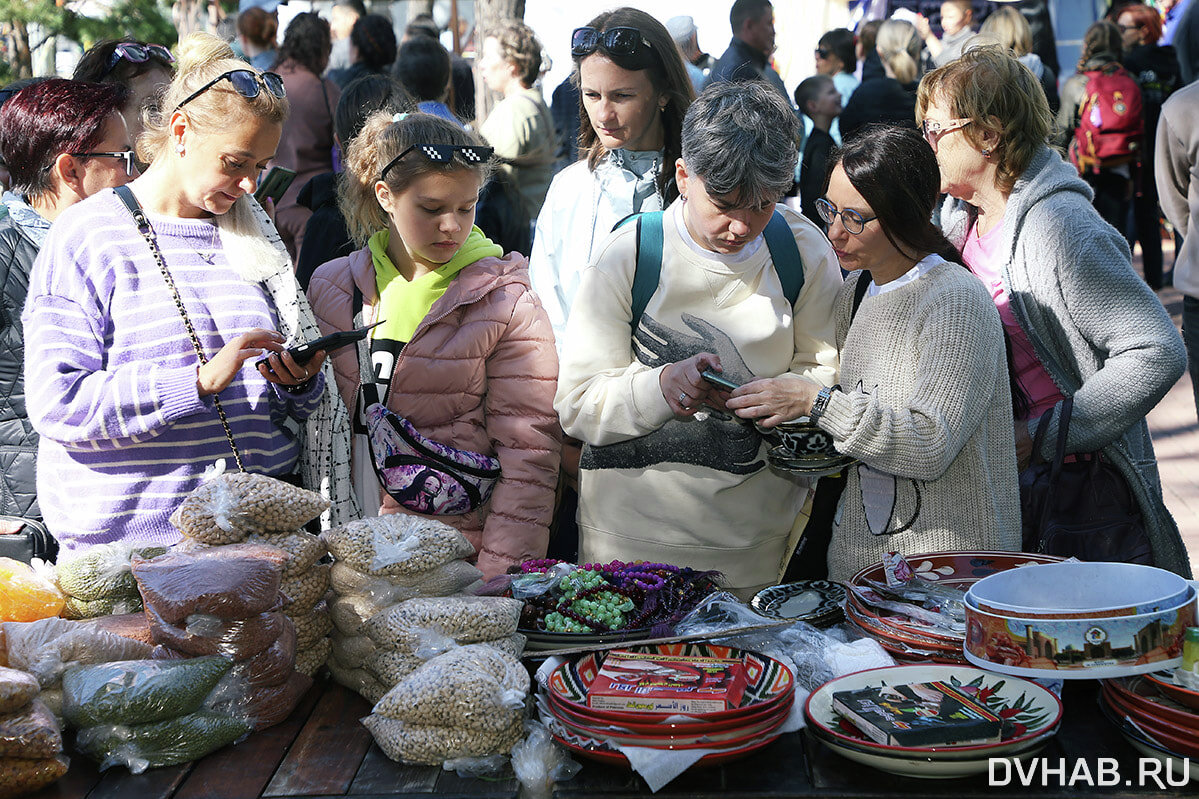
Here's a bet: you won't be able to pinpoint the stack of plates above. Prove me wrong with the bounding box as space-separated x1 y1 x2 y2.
538 643 795 769
1100 674 1199 780
751 581 845 627
843 551 1063 665
804 664 1064 779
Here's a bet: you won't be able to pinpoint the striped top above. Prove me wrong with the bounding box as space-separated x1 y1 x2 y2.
22 189 324 554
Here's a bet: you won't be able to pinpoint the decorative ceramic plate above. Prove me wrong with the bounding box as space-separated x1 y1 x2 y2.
804 664 1063 759
543 697 791 749
752 581 846 623
844 589 964 645
1103 677 1199 733
1104 700 1198 784
546 643 794 725
1144 669 1199 712
766 446 857 477
1101 684 1199 756
849 551 1064 590
548 719 782 769
546 688 791 736
806 726 1053 779
1098 690 1199 762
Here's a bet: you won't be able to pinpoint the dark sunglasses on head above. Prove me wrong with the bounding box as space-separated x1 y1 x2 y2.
571 26 654 59
69 149 137 175
173 69 285 113
379 143 495 182
104 42 174 78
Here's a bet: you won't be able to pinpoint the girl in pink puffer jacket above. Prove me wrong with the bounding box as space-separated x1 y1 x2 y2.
306 111 561 579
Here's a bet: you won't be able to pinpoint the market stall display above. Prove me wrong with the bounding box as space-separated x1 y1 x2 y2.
53 544 168 620
803 664 1063 778
0 665 67 796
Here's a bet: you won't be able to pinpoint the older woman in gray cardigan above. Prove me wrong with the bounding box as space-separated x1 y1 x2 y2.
917 46 1189 575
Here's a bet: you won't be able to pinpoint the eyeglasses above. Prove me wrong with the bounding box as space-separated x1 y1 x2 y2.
571 26 654 59
104 42 174 78
69 149 137 175
815 198 877 235
815 48 832 59
921 117 972 151
173 69 285 113
379 143 495 182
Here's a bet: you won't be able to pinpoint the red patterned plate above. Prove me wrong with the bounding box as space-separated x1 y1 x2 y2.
1102 678 1199 735
546 688 791 735
550 724 782 769
844 597 963 652
544 697 791 749
1144 670 1199 712
1102 683 1199 758
850 551 1064 590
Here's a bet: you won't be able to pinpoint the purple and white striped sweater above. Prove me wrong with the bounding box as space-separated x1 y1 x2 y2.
22 189 324 554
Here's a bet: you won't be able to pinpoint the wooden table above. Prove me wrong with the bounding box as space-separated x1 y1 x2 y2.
27 679 1192 799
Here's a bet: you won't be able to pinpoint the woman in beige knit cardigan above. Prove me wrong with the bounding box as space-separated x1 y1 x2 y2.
727 125 1021 580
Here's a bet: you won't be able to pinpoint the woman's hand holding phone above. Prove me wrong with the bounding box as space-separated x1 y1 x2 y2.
726 376 822 428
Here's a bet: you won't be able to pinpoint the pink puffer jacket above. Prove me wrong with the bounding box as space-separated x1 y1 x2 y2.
307 246 561 578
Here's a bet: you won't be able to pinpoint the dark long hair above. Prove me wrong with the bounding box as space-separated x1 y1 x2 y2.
830 124 1030 417
572 7 694 202
274 12 332 76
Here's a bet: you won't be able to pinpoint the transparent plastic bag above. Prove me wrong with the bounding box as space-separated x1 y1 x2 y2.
363 713 524 765
55 543 166 602
328 593 391 638
81 613 155 646
327 660 388 705
330 633 376 670
3 618 154 688
0 667 38 715
62 656 232 728
61 593 144 620
361 597 522 653
144 603 287 661
0 754 69 797
170 472 329 541
364 648 422 684
226 620 296 689
322 516 475 577
329 560 483 603
291 605 331 651
0 559 64 623
373 644 528 733
511 720 581 799
295 637 330 678
0 700 60 759
75 711 252 773
280 564 331 617
245 532 326 580
207 670 311 732
132 545 285 624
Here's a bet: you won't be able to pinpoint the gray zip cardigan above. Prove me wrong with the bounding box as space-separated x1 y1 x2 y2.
942 145 1190 576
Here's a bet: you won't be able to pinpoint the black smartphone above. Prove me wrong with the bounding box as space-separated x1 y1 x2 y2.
701 370 740 391
257 321 384 370
253 165 296 205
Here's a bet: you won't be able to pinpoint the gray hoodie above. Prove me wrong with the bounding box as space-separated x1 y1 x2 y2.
943 146 1190 576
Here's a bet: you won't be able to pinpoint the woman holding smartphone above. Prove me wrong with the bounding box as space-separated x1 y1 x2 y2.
22 33 356 555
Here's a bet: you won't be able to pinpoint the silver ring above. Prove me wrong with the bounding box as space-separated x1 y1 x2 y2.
678 391 688 405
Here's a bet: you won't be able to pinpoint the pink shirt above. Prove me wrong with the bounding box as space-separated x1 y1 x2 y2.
962 220 1064 420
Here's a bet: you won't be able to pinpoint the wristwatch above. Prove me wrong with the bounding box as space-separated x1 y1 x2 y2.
809 384 839 423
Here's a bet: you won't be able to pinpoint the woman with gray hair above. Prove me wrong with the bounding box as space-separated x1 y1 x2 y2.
554 81 842 597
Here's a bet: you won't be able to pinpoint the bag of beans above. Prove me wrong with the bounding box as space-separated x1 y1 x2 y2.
0 754 69 796
75 711 252 774
62 657 232 728
0 700 61 759
170 473 329 542
322 516 474 577
0 668 38 716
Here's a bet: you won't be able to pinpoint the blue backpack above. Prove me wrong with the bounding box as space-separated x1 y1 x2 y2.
615 210 805 329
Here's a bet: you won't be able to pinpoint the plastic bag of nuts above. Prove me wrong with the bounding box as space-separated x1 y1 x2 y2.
133 545 285 624
322 516 474 577
327 659 388 705
0 667 38 715
372 644 528 733
362 713 523 765
361 597 522 653
291 604 332 651
295 638 331 677
170 472 329 542
328 560 483 604
226 620 296 689
0 754 69 796
364 649 423 685
245 532 326 579
281 565 331 617
62 657 232 728
0 700 61 759
330 634 376 670
3 618 153 688
329 594 391 638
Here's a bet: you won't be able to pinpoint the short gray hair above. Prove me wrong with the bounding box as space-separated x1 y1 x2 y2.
680 81 799 208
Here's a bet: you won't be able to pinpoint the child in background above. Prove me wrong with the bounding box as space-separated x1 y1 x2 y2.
305 112 561 579
795 74 842 228
917 0 978 67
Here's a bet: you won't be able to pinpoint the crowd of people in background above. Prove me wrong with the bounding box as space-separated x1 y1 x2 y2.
0 0 1196 588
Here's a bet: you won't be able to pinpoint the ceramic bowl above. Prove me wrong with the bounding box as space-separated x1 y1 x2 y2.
545 643 794 725
1103 676 1199 733
751 581 845 623
1098 689 1199 759
963 585 1196 680
1145 669 1199 711
804 664 1063 761
848 551 1064 590
966 562 1190 619
1103 699 1199 784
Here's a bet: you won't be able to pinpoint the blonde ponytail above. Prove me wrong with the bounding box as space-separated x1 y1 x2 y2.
877 19 922 86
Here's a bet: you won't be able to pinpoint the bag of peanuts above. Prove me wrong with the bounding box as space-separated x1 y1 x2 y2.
0 700 61 759
328 560 482 604
132 545 285 624
363 713 524 765
245 532 326 580
372 644 528 732
281 565 330 617
294 638 330 678
327 659 388 705
170 472 329 543
322 516 475 577
0 754 69 797
361 597 522 654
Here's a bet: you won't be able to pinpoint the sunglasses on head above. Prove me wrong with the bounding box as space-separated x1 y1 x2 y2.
379 143 495 182
104 42 174 78
173 69 285 113
69 149 137 175
571 26 654 59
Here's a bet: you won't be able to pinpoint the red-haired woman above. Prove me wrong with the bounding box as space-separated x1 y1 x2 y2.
1118 2 1180 289
0 79 136 532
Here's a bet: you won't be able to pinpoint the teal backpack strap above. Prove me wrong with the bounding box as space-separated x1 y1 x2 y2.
614 210 665 330
762 210 804 307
